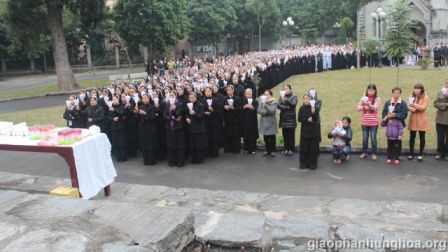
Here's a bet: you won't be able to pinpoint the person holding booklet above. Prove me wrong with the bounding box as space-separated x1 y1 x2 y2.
407 83 430 161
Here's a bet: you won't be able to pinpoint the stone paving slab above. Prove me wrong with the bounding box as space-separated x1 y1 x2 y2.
0 171 447 251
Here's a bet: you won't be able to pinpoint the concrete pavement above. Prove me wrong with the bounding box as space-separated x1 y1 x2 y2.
0 151 447 204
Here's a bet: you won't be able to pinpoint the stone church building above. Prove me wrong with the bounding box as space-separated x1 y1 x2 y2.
359 0 448 46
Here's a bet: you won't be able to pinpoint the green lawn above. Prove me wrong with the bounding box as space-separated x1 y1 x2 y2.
272 67 448 149
0 79 110 101
0 106 66 127
1 68 447 149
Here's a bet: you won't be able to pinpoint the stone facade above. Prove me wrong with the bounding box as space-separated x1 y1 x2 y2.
359 0 448 46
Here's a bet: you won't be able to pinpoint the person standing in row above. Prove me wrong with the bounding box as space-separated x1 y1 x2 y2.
277 84 298 156
63 95 83 128
165 91 187 167
138 94 159 166
223 86 242 154
241 89 259 155
84 97 104 130
185 93 208 164
357 84 381 160
434 79 448 160
203 87 222 158
109 95 127 162
298 94 321 169
407 83 430 161
382 87 408 165
258 90 278 157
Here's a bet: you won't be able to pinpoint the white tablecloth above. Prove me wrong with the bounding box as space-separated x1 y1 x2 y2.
0 133 117 200
72 133 117 199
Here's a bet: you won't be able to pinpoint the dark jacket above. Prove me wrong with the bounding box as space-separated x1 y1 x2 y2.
138 103 159 151
298 104 320 138
202 96 222 127
164 100 185 131
109 104 126 130
84 105 104 129
277 94 298 128
381 98 408 127
63 107 83 128
186 101 206 134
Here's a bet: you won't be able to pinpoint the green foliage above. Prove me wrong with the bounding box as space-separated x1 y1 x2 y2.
113 0 189 54
417 58 434 70
337 17 354 44
361 37 379 58
384 1 415 60
302 23 319 45
188 0 237 55
4 0 50 58
246 0 280 50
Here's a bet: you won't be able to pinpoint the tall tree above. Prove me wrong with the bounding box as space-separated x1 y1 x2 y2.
113 0 189 56
246 0 279 51
6 0 106 91
188 0 237 57
385 0 415 85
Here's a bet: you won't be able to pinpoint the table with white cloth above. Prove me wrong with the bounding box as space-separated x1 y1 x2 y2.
0 133 117 199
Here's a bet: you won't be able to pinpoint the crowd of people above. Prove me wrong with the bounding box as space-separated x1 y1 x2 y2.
63 44 448 169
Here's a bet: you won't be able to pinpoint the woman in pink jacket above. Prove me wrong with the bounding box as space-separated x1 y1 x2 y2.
357 84 381 160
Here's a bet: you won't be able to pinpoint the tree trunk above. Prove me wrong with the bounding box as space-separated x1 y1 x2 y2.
356 12 361 69
86 42 92 69
43 54 48 75
115 46 120 68
46 1 78 91
30 57 36 73
1 58 6 74
258 25 262 52
396 62 400 86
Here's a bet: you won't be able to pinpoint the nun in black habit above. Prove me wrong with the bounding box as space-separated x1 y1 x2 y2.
185 92 208 164
63 95 83 128
152 89 167 160
120 93 138 158
298 94 321 170
164 90 187 167
137 94 159 166
223 85 243 154
84 97 104 130
203 87 222 158
109 95 127 162
241 88 259 154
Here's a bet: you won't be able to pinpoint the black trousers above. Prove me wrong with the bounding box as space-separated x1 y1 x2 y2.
142 150 157 165
243 139 257 153
190 149 206 164
282 128 296 152
387 139 401 160
436 124 448 157
264 135 276 153
409 131 426 156
224 136 241 154
168 149 186 167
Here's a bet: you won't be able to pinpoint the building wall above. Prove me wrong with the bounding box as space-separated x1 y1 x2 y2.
359 0 448 46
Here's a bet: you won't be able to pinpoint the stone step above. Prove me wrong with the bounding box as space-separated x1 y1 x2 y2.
0 171 447 251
